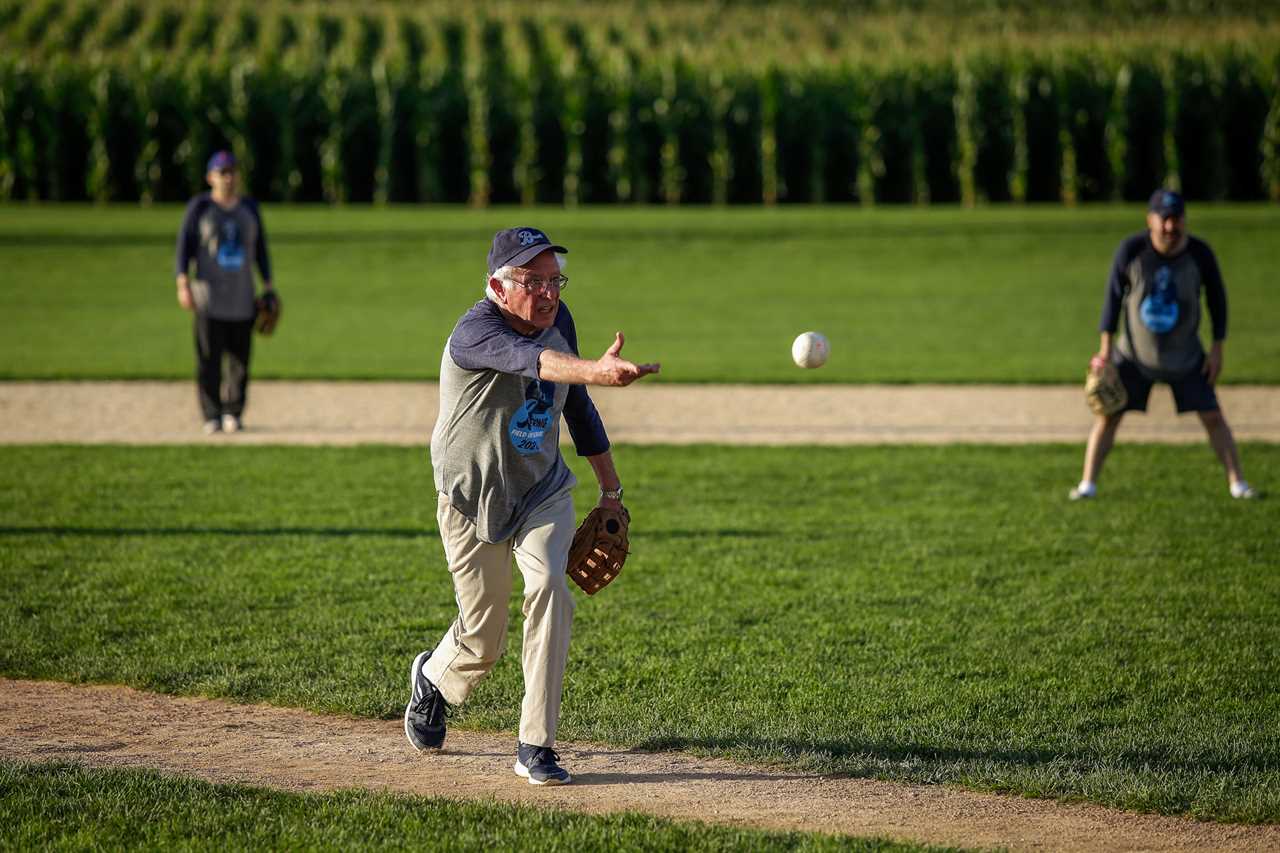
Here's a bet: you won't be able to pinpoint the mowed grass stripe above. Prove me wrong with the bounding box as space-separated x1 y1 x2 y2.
0 762 954 852
2 205 1278 383
1 444 1277 822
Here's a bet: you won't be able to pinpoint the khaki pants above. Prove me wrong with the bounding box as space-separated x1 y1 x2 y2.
425 490 576 747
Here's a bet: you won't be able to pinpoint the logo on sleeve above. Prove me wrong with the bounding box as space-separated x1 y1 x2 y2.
508 378 557 455
1139 265 1179 334
215 218 245 271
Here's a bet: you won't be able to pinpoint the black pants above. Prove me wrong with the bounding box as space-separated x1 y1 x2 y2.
194 315 254 421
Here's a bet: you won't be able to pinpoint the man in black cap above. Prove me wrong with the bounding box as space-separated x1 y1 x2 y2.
1070 189 1258 500
404 227 660 785
174 150 275 434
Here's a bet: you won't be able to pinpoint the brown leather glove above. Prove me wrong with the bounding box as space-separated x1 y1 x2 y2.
567 505 630 595
254 290 282 335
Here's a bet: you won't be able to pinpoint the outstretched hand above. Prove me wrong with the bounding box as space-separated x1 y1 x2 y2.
596 332 660 386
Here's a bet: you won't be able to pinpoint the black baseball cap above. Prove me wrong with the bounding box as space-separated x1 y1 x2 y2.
487 227 567 275
1148 188 1185 218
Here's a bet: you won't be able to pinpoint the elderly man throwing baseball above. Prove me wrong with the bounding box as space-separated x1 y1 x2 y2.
1070 190 1258 501
405 227 660 785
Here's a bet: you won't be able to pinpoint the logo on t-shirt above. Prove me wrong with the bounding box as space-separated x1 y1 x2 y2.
215 219 245 271
1140 265 1179 334
508 378 557 455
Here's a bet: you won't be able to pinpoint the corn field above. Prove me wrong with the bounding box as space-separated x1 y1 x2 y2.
1 0 1277 204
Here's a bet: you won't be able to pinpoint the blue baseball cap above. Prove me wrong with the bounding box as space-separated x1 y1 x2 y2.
1148 188 1185 218
487 227 567 275
207 150 237 172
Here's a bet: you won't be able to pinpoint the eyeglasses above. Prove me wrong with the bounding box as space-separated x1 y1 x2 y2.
506 274 568 295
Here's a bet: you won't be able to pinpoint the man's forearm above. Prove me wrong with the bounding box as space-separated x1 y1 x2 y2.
538 349 600 384
586 451 621 492
1098 332 1113 358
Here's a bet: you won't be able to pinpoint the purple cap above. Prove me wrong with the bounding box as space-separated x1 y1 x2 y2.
1148 188 1185 218
487 227 567 275
207 150 237 172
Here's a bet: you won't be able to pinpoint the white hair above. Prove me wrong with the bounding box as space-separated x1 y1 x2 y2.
484 252 565 303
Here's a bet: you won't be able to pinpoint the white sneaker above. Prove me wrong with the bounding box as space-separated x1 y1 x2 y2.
1231 482 1260 500
1068 482 1096 501
202 419 221 435
221 414 241 433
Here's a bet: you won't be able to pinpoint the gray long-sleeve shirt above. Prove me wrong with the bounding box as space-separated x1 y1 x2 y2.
430 299 609 544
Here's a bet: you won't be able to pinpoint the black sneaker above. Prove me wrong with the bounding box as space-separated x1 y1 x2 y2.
514 742 572 786
404 650 448 751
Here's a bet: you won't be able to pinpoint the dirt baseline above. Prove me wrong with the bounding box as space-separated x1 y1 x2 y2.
3 381 1280 445
2 679 1276 853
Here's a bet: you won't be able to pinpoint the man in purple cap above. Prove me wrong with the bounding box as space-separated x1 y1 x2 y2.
404 227 660 785
1070 189 1258 500
174 150 275 434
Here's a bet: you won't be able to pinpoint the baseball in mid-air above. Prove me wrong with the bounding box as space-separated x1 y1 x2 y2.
791 331 830 369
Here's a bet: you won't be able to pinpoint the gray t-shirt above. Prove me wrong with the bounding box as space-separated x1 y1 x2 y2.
431 299 610 544
1099 233 1227 381
175 195 272 321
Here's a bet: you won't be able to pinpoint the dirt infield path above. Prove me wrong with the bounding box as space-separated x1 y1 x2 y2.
3 679 1276 853
4 380 1280 444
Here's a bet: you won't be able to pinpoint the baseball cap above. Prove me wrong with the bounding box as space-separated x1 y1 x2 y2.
207 150 237 172
487 227 567 275
1148 188 1185 218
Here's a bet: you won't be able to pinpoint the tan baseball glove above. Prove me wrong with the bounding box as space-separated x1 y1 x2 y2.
567 505 630 595
1085 360 1127 416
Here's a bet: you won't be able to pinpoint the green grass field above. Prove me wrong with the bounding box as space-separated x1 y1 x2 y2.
0 762 952 852
3 204 1279 383
3 444 1277 823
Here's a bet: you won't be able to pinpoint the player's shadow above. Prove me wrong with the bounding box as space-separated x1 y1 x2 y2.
0 525 435 539
568 768 814 785
563 748 816 786
629 736 1277 777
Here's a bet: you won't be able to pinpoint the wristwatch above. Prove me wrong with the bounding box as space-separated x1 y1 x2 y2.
600 486 624 501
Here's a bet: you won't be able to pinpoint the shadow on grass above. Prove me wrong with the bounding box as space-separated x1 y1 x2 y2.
8 214 1275 249
2 525 799 542
0 526 436 539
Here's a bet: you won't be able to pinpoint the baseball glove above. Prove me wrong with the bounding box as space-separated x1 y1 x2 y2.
1085 360 1127 416
567 505 630 595
254 290 282 335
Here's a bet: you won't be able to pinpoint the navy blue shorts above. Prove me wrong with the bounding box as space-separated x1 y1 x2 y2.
1116 356 1219 414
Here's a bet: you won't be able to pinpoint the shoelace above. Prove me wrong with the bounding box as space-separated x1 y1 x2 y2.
532 747 561 767
413 684 450 725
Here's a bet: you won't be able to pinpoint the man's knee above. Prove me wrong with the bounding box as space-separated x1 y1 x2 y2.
523 574 574 617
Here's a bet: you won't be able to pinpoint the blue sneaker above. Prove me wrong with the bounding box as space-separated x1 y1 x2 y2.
514 742 572 786
404 650 448 751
